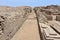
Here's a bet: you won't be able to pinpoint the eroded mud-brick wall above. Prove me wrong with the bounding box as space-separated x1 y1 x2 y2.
34 5 60 21
56 15 60 21
0 6 32 40
34 7 48 23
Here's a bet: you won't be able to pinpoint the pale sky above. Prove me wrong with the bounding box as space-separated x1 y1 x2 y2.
0 0 60 7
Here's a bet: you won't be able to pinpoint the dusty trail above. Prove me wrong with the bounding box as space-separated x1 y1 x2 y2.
11 13 40 40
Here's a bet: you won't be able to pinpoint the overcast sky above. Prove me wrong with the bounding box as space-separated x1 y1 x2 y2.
0 0 60 7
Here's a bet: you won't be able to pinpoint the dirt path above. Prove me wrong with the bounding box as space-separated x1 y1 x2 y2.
11 13 40 40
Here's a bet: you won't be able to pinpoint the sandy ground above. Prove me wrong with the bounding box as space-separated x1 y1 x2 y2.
11 13 40 40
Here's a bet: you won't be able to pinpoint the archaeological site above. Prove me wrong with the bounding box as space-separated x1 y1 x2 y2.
0 5 60 40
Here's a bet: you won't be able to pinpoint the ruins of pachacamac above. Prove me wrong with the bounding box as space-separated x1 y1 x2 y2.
0 5 60 40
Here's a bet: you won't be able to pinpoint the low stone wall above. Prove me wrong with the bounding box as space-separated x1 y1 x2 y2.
56 15 60 21
45 15 53 21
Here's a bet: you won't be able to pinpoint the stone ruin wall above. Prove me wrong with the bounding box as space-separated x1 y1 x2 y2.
40 5 60 21
34 5 60 21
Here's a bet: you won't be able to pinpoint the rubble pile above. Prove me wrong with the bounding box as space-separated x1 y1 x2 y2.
0 16 5 35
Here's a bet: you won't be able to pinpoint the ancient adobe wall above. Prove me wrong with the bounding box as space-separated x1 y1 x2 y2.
0 6 32 40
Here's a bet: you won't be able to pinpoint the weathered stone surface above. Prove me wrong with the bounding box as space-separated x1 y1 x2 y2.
56 15 60 21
